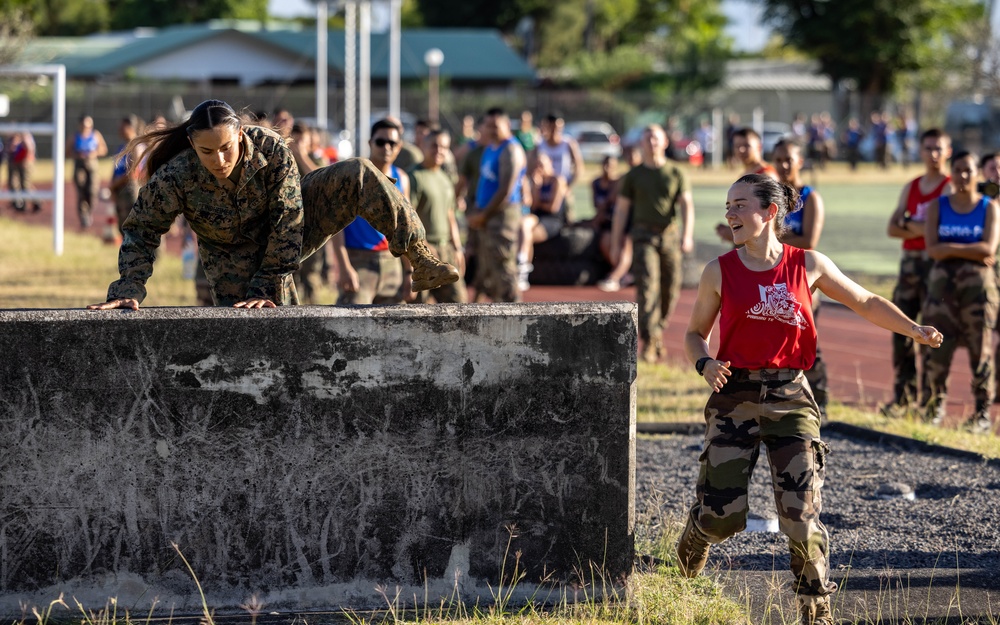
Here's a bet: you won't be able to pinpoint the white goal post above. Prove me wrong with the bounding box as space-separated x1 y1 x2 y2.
0 64 66 255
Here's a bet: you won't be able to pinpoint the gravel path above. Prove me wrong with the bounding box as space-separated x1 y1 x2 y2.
635 428 1000 587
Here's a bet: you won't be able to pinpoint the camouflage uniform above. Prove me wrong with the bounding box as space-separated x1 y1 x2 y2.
108 127 426 307
680 368 836 598
890 251 934 405
474 205 522 303
632 222 683 349
921 259 998 415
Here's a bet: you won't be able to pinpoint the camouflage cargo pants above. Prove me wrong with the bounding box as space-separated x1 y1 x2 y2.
921 259 998 413
210 158 427 306
472 203 522 303
413 241 468 304
632 222 682 346
683 368 836 597
890 251 933 405
300 158 426 260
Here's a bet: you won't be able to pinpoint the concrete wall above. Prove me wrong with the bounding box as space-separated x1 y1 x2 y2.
0 303 636 616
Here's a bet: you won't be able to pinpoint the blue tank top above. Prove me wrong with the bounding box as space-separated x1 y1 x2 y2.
475 138 523 209
937 195 988 244
75 132 99 155
112 143 131 179
784 185 812 236
343 165 403 251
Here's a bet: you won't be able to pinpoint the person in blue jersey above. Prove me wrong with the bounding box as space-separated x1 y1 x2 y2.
773 139 829 419
921 151 999 433
70 114 108 228
466 107 527 302
332 118 409 305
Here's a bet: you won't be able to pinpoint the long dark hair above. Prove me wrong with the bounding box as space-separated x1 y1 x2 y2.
125 99 250 180
734 173 800 236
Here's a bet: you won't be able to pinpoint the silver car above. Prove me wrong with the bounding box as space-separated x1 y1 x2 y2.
564 121 622 162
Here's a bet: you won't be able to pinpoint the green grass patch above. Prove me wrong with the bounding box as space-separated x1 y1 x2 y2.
0 216 195 308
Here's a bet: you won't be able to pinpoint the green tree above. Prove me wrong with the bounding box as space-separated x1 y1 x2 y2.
759 0 984 108
0 0 110 36
108 0 268 30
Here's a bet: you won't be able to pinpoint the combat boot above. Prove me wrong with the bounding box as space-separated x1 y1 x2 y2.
406 240 460 292
675 518 710 578
798 594 833 625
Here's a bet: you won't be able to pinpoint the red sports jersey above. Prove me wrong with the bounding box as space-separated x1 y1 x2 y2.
717 245 817 370
902 175 950 251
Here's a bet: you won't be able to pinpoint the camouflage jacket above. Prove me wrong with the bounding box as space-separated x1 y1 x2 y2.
107 126 303 304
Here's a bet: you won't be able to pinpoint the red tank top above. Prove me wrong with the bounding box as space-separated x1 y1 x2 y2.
717 245 817 370
902 175 950 251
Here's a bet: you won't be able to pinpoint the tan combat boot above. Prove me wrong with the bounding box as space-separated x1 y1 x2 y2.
406 241 460 291
675 519 710 578
798 594 833 625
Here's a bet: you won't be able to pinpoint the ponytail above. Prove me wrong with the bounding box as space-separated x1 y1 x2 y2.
734 173 799 236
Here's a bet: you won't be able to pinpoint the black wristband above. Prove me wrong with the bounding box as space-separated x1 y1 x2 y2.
695 356 712 376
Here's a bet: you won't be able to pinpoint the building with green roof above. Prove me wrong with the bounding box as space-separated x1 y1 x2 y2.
17 21 536 87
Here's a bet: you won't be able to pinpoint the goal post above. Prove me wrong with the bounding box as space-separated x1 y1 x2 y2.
0 64 66 255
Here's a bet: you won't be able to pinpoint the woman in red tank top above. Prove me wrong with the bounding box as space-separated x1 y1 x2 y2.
676 174 944 625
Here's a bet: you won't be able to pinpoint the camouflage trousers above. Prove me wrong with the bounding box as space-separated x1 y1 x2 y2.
632 222 682 346
470 203 522 303
890 251 934 405
413 241 468 304
210 159 427 306
921 259 998 412
684 368 836 597
336 248 404 306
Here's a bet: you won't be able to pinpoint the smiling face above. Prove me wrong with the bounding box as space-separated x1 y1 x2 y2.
725 182 773 245
189 125 242 180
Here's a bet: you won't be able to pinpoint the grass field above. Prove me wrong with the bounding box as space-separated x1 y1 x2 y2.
569 160 918 279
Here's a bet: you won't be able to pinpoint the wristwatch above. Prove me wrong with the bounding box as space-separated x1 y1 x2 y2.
695 356 712 376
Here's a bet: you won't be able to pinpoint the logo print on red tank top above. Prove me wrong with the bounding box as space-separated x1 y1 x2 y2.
747 283 808 329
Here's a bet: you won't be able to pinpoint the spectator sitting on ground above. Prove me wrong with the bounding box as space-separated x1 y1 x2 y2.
583 155 633 292
518 152 568 291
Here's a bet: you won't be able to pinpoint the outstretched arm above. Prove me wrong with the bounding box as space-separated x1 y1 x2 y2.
807 250 943 347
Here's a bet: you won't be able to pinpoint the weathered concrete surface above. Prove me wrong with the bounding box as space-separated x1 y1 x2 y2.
0 303 636 616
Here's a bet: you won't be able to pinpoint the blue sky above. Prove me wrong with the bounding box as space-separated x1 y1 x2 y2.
268 0 772 52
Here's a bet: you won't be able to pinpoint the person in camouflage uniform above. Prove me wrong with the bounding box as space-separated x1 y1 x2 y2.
87 100 457 310
609 124 695 363
883 129 952 413
682 174 943 625
920 151 998 433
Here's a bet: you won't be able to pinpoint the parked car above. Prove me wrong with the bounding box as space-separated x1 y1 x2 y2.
564 121 621 162
621 125 703 165
945 99 1000 155
760 122 792 158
